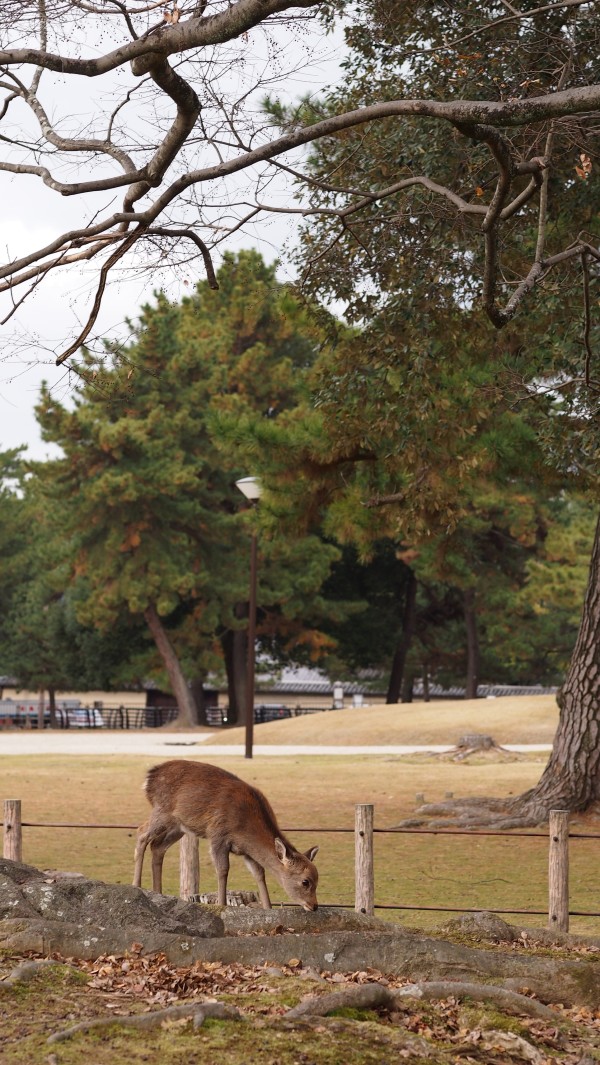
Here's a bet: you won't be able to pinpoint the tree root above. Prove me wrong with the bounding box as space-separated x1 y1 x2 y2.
286 982 398 1018
396 794 550 830
47 1000 241 1044
2 959 73 986
286 979 557 1022
438 734 516 761
395 981 557 1021
399 765 600 830
44 975 561 1051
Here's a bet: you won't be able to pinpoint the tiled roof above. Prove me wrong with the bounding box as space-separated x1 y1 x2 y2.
261 671 557 699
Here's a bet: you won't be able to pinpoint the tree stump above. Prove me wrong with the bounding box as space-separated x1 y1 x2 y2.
441 734 512 761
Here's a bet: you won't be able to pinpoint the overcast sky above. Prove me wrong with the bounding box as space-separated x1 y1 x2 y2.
0 17 345 461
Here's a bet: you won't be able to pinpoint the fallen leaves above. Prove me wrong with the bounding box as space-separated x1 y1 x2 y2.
7 949 600 1063
74 952 402 1004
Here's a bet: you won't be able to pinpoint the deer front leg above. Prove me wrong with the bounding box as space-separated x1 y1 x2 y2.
243 855 272 909
210 840 231 905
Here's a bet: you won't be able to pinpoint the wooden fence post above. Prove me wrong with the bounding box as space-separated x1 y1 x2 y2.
179 833 199 898
355 803 374 915
548 809 569 933
3 800 22 861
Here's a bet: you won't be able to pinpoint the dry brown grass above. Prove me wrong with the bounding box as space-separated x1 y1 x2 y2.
206 694 558 746
3 746 599 936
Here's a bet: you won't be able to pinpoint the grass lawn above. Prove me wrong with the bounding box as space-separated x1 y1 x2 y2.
2 741 598 936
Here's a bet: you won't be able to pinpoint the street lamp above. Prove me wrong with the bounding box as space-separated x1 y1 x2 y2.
235 476 262 758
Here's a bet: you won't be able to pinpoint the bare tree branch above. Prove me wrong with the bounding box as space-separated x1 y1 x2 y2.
55 227 146 363
0 0 599 359
146 226 218 286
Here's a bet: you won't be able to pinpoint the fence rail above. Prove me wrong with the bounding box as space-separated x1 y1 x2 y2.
0 706 180 730
3 800 598 933
0 704 340 730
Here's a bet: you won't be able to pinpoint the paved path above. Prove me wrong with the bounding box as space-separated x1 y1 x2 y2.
0 732 553 757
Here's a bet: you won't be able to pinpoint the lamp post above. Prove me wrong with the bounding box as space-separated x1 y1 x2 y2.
235 476 262 759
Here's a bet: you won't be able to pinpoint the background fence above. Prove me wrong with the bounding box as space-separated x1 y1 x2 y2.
3 800 596 934
0 703 340 729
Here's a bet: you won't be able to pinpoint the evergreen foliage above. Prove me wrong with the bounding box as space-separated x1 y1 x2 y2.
29 251 341 723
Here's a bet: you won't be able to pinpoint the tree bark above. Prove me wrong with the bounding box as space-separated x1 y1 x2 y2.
464 588 480 699
509 512 600 819
48 686 57 729
221 607 248 726
143 603 198 727
386 570 418 704
401 671 414 703
37 690 45 731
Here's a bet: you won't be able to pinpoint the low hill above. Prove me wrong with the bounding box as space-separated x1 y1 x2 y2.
204 694 558 747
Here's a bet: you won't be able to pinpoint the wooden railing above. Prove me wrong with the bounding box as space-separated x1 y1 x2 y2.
3 800 595 933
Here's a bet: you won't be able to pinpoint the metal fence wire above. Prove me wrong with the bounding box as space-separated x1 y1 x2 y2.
3 801 598 933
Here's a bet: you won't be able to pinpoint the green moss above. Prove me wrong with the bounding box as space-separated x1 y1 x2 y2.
328 1007 380 1022
460 1006 528 1037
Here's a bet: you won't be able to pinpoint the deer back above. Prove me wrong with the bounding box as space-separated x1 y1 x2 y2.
144 759 319 910
145 759 289 851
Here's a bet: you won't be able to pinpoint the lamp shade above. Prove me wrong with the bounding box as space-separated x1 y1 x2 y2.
235 476 262 502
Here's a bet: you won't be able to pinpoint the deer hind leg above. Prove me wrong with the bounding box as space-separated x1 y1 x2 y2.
133 820 153 887
149 825 184 894
209 839 231 906
243 855 272 909
133 817 181 892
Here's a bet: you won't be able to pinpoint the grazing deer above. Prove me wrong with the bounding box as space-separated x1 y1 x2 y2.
133 760 319 910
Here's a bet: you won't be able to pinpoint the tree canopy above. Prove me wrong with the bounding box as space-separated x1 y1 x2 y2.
1 0 599 363
29 250 341 724
270 0 600 821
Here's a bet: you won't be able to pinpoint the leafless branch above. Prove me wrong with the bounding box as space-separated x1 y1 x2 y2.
56 227 146 364
146 226 218 286
0 0 599 360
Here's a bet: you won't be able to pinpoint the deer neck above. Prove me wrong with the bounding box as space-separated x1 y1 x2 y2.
232 830 279 869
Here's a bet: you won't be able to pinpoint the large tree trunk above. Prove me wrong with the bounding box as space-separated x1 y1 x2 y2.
386 570 418 704
48 686 57 729
401 671 414 703
464 588 480 699
144 604 198 728
37 690 45 731
221 607 248 726
509 511 600 820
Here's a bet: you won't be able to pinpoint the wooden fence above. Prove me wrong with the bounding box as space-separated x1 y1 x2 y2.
3 800 594 934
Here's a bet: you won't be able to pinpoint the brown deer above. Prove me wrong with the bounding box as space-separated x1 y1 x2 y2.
133 760 319 910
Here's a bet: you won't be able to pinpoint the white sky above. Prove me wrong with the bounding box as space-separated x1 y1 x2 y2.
0 16 345 460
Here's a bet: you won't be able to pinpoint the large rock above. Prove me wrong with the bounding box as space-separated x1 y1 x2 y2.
220 905 391 936
438 911 521 943
0 858 224 940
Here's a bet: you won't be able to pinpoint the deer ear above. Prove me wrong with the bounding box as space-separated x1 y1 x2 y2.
304 845 319 862
274 838 289 865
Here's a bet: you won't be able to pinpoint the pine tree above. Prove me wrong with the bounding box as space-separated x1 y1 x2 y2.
34 251 340 725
